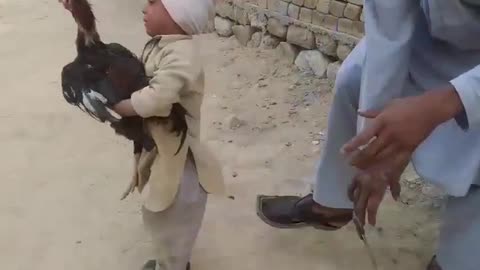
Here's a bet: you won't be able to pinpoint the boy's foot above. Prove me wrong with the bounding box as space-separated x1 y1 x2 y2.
256 194 353 230
141 260 157 270
141 260 191 270
426 256 442 270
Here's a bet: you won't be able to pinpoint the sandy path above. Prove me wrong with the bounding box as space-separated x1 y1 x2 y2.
0 1 440 269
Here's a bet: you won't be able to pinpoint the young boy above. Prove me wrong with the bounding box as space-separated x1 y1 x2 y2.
60 0 224 269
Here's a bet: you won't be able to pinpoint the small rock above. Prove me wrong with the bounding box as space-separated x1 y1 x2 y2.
272 0 289 15
288 3 300 19
76 240 82 244
260 34 281 49
228 195 235 200
312 140 320 145
330 0 347 17
299 7 313 23
292 0 305 6
327 61 342 86
249 12 268 31
232 172 238 178
276 42 300 64
232 25 255 46
287 25 315 49
285 142 292 147
247 32 263 48
421 185 445 199
215 17 234 37
344 3 362 20
258 80 268 88
216 2 234 19
316 32 338 57
228 140 233 143
295 50 331 78
348 0 364 6
226 114 246 129
267 18 288 38
304 0 318 9
405 176 421 184
337 44 353 61
234 6 249 25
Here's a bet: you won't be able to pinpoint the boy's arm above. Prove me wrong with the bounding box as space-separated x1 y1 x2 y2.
130 45 200 118
357 0 421 130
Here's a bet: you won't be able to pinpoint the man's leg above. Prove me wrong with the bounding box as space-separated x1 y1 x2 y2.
435 186 480 270
312 44 364 209
257 39 365 228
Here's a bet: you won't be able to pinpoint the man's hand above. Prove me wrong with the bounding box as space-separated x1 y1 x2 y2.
348 150 410 226
344 85 463 227
343 86 464 169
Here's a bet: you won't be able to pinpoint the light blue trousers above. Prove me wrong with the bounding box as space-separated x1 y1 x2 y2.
313 39 480 270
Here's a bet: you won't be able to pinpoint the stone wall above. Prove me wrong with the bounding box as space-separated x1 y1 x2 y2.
214 0 364 85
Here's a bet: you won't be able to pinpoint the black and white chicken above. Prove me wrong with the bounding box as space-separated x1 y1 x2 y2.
60 0 188 155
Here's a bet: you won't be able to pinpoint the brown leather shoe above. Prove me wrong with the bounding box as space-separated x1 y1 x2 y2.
256 194 353 229
426 256 442 270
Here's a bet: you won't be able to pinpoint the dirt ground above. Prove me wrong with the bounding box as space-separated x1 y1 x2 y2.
0 1 441 269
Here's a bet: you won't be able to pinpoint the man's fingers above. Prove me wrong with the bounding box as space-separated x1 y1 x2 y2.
366 196 382 226
342 122 382 154
350 134 390 169
390 181 401 201
374 143 399 162
357 110 380 119
348 179 358 202
354 176 370 226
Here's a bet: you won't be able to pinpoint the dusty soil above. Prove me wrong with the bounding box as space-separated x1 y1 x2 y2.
0 0 441 269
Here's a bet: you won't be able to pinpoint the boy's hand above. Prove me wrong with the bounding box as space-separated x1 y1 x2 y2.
58 0 72 11
113 99 138 117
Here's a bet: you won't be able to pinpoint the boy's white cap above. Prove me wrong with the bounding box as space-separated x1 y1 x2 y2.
162 0 216 35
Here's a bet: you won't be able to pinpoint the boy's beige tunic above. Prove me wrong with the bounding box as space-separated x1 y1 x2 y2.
130 34 225 212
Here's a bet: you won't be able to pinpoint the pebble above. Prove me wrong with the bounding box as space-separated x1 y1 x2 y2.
285 142 292 147
312 140 320 145
295 50 331 78
226 114 246 129
406 176 421 184
421 185 445 198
